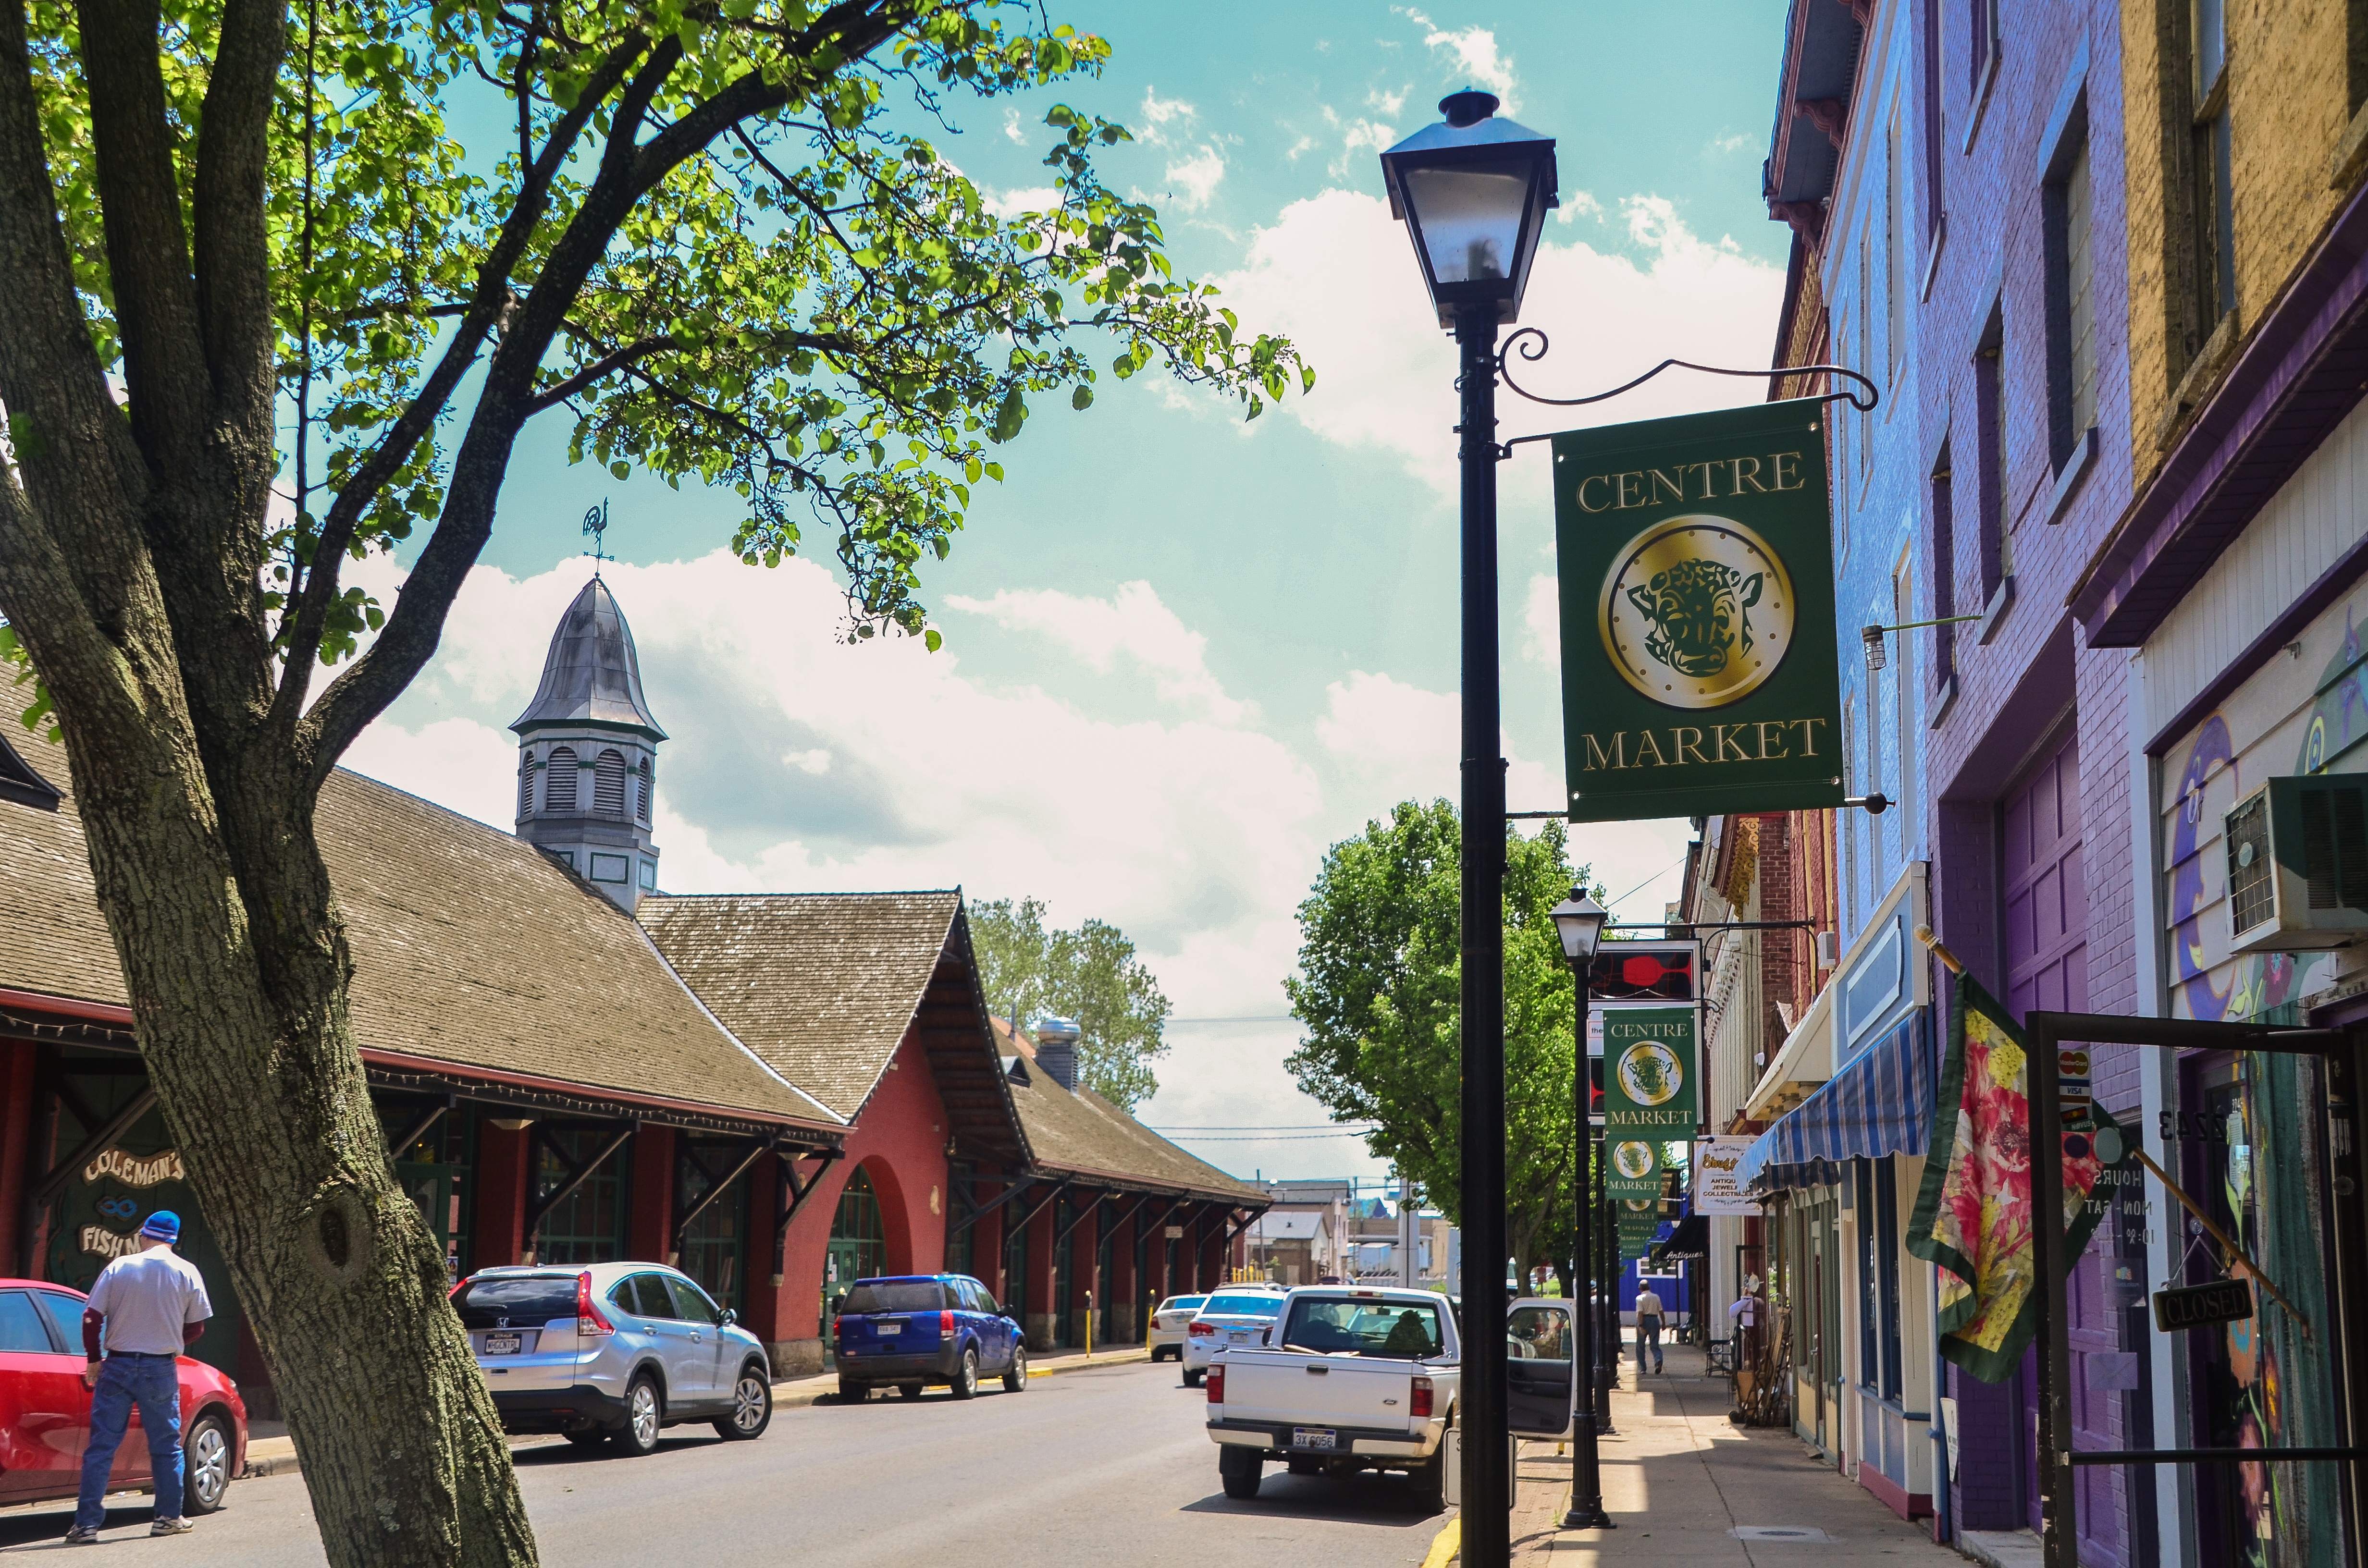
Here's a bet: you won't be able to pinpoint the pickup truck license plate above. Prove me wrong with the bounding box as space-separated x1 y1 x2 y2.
876 1323 901 1335
1292 1429 1338 1450
482 1333 521 1356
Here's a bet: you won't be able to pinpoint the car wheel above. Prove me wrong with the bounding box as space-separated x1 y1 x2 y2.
612 1375 662 1457
1218 1445 1262 1500
837 1378 869 1403
181 1412 233 1515
897 1382 924 1400
713 1363 772 1440
1183 1366 1204 1387
1002 1342 1028 1393
949 1347 979 1401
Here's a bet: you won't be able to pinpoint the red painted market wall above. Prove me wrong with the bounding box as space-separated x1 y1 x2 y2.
763 1024 950 1366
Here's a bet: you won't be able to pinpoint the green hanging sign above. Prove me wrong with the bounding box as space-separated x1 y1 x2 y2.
1552 399 1845 823
1606 1139 1662 1202
1617 1198 1662 1262
1601 1007 1699 1134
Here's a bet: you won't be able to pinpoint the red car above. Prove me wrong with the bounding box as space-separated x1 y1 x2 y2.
0 1278 246 1514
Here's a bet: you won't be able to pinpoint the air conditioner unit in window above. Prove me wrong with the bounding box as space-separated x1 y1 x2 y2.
2224 778 2368 954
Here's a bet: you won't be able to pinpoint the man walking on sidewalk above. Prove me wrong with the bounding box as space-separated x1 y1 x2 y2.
1633 1282 1665 1374
64 1211 212 1545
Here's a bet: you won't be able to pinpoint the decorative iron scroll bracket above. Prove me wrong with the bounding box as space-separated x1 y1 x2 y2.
1491 329 1880 456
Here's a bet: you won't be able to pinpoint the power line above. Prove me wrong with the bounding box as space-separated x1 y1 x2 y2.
1154 1130 1380 1142
1150 1123 1377 1131
1167 1015 1295 1025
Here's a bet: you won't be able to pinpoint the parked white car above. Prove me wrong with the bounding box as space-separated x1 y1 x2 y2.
1147 1294 1208 1362
1204 1285 1459 1509
1179 1286 1289 1386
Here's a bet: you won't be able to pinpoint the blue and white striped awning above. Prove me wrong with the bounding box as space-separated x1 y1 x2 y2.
1737 1013 1934 1194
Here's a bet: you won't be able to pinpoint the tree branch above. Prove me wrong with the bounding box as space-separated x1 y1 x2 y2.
267 30 653 715
191 0 288 454
73 0 208 474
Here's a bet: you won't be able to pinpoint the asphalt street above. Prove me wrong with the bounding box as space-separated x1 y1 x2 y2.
0 1360 1450 1565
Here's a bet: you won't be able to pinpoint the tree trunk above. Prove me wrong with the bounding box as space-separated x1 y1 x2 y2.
55 675 539 1566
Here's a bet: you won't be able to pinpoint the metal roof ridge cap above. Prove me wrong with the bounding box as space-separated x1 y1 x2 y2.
628 919 846 1125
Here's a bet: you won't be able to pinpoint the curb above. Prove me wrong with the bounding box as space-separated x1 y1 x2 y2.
237 1350 1161 1481
1421 1516 1460 1568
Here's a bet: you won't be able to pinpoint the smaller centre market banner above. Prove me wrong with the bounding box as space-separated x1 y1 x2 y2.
1553 400 1845 823
1601 1007 1699 1134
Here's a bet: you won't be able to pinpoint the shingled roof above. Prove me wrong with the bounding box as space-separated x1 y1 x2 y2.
0 711 838 1135
990 1018 1264 1204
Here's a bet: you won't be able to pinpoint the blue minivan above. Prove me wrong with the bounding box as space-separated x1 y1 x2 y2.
832 1274 1028 1401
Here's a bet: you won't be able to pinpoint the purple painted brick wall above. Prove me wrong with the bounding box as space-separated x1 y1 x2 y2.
1911 0 2137 1546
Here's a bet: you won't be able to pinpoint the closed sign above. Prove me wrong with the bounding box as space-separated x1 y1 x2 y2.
2153 1278 2252 1333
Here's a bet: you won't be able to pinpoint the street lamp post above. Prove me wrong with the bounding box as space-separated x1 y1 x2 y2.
1550 893 1616 1531
1382 91 1557 1568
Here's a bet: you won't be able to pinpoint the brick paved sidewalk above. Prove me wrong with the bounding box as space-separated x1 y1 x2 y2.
1492 1336 1960 1565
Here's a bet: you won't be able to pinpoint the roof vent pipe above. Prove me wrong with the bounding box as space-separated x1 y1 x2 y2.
1033 1017 1081 1092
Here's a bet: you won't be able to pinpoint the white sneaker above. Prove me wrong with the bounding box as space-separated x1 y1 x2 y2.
151 1517 194 1536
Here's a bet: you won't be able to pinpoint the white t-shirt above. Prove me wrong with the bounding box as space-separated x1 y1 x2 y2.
1728 1295 1759 1329
1634 1289 1664 1322
86 1249 211 1356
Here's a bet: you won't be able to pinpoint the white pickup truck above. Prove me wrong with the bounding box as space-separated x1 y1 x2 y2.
1204 1285 1458 1507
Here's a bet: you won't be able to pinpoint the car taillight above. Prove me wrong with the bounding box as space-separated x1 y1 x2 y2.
1410 1375 1433 1420
1188 1321 1216 1336
1207 1364 1224 1404
576 1272 614 1337
941 1310 955 1333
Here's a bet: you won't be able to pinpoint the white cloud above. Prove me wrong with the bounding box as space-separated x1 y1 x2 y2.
1419 23 1516 111
1314 669 1557 816
1522 573 1560 669
1138 86 1196 146
1164 147 1227 212
1367 85 1409 116
1710 132 1753 155
1554 190 1606 223
1324 109 1397 180
943 579 1252 725
341 715 517 831
1003 107 1027 145
1210 189 1787 495
980 184 1062 219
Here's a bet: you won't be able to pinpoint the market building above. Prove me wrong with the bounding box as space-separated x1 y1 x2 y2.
0 575 1260 1411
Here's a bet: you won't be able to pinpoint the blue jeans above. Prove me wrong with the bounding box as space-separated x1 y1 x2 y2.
75 1354 183 1529
1638 1315 1663 1370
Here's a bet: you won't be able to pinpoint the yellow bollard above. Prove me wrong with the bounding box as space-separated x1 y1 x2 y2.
1085 1289 1093 1358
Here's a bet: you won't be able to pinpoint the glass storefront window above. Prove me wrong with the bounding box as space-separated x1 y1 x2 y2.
532 1125 630 1265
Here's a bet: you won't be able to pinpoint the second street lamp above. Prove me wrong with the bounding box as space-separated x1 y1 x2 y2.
1382 90 1557 1568
1549 892 1616 1531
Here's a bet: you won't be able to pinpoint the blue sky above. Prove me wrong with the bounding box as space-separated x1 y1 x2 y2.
348 1 1793 1190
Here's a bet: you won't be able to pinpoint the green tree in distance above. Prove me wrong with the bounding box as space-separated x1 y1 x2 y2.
0 0 1302 1560
1284 801 1598 1287
970 895 1170 1111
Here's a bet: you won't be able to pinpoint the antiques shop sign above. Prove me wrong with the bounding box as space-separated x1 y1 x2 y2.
1553 400 1845 822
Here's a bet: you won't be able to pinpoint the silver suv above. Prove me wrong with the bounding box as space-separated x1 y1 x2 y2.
454 1262 772 1455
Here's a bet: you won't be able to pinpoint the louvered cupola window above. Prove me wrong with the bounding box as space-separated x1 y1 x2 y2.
636 759 652 825
518 755 534 818
593 748 628 818
546 747 579 812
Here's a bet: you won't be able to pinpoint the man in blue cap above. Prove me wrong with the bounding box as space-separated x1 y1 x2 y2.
65 1210 212 1544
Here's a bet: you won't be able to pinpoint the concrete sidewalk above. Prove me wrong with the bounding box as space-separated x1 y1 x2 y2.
238 1341 1155 1477
1490 1336 1960 1565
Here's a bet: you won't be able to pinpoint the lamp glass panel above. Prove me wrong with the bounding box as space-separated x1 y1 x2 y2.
1403 166 1530 283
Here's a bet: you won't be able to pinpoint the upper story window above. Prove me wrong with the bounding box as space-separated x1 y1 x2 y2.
2044 112 2097 464
1969 0 1998 95
2188 0 2235 351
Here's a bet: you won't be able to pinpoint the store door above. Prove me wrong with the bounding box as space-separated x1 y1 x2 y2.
2001 728 2123 1550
